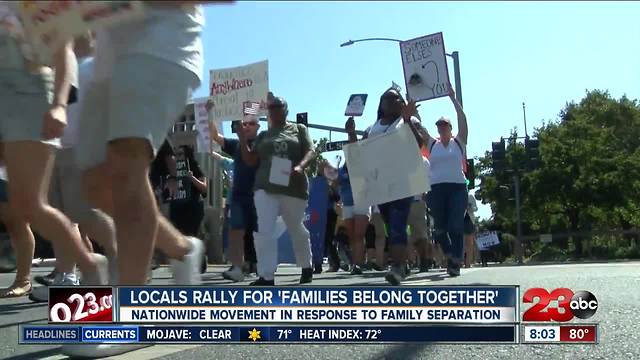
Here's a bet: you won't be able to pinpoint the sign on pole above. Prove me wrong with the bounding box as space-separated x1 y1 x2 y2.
209 60 269 123
399 32 450 102
318 140 350 153
191 97 213 153
476 232 501 251
344 94 368 117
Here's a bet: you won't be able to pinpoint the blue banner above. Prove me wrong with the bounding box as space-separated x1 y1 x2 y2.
277 176 328 264
20 325 517 344
118 286 518 307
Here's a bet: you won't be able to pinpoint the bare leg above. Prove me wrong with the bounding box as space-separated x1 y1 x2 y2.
0 203 34 292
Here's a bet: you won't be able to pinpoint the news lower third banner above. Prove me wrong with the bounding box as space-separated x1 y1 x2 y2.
20 325 518 344
116 286 518 324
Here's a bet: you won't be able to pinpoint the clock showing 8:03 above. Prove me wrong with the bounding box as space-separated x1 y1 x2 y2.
48 287 114 323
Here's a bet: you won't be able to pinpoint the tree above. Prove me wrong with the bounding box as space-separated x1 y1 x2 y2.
476 90 640 257
305 137 329 178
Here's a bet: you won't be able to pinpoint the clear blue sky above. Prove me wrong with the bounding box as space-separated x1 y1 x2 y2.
192 1 640 220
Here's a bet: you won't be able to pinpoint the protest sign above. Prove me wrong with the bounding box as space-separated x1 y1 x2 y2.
343 123 430 208
17 1 145 64
191 97 213 153
173 154 192 203
209 60 269 122
344 94 368 117
399 32 450 102
476 232 500 250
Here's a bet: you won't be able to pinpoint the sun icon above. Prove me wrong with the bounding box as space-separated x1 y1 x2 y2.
248 328 261 342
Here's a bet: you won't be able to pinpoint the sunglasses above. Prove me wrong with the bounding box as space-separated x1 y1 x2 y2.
268 103 285 110
243 122 259 127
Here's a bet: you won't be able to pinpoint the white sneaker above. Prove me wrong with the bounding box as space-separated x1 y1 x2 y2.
29 272 79 303
80 253 109 286
170 237 204 285
222 265 245 282
61 343 150 358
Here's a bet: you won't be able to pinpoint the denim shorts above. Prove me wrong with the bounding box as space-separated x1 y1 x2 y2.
229 196 257 231
74 54 197 170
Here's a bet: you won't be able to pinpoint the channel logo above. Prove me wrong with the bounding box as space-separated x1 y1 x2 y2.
522 288 598 322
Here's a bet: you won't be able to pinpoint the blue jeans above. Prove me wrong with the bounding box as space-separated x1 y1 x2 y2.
378 197 413 246
427 183 468 263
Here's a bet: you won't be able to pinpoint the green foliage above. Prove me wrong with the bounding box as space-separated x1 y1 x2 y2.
477 90 640 259
305 137 329 178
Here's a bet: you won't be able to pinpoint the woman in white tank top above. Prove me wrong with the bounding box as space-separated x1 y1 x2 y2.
422 85 469 277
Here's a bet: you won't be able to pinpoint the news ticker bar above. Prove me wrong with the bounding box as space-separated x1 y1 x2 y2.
20 325 518 344
522 324 598 344
48 286 519 324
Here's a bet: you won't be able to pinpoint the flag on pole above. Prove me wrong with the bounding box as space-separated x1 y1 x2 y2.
243 101 261 115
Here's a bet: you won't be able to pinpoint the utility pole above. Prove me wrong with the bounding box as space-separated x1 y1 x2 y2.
514 174 524 264
452 51 463 108
522 102 528 138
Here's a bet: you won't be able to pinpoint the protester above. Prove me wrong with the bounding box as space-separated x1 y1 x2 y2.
407 193 433 272
29 35 122 303
240 94 315 286
337 159 370 275
423 85 469 277
318 161 341 273
464 185 478 268
0 168 35 298
369 206 388 269
346 86 426 285
0 4 108 299
209 104 259 282
169 145 207 240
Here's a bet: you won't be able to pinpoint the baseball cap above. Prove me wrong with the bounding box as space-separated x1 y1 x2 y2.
436 117 452 126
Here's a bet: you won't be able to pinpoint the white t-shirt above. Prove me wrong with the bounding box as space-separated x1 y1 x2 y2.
366 116 421 138
62 57 94 148
100 4 204 86
428 137 466 185
414 157 431 200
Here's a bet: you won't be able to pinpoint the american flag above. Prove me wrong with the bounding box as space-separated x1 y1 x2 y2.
243 102 261 115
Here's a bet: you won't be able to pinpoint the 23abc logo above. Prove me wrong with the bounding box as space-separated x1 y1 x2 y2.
522 288 598 322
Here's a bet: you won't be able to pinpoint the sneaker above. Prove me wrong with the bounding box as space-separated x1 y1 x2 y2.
62 343 150 358
80 254 109 286
170 237 204 285
350 264 363 275
419 260 432 273
250 277 275 286
313 264 323 274
300 268 313 284
447 259 461 277
34 269 59 286
29 272 79 303
222 266 244 282
340 264 350 272
366 262 384 272
385 266 405 286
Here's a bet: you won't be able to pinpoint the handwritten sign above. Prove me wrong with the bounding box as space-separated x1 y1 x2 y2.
343 123 429 208
476 231 500 250
17 1 145 64
399 32 450 102
209 60 269 122
344 94 368 117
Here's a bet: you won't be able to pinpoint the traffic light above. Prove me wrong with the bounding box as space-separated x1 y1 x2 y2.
525 137 540 170
296 112 308 126
466 158 476 189
491 138 506 171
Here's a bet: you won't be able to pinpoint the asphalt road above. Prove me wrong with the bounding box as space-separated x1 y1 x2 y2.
1 261 638 360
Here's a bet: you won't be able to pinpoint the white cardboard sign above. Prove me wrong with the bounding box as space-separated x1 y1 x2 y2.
343 123 430 208
476 232 500 250
399 32 450 102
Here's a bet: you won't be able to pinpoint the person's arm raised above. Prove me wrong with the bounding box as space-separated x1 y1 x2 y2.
449 85 468 145
401 100 426 148
206 99 225 146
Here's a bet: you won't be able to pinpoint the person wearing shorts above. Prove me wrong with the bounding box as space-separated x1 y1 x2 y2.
338 162 371 275
464 188 478 268
0 3 106 301
407 194 433 272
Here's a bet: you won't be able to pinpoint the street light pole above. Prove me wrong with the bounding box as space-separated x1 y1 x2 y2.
340 37 463 107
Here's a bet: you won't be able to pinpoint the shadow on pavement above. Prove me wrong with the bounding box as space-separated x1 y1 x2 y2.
0 302 47 316
371 343 429 360
0 318 47 330
3 348 62 360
